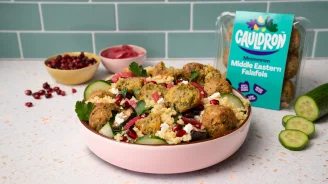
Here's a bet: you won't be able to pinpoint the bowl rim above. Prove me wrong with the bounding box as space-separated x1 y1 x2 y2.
98 44 147 61
44 52 100 72
80 88 252 147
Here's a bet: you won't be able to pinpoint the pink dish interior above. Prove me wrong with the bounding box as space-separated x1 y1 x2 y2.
80 89 252 174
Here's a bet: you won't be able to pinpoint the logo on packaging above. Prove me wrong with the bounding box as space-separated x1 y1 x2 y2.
235 16 287 56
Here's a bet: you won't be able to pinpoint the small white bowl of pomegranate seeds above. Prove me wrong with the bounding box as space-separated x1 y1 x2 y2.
44 52 100 85
99 45 146 73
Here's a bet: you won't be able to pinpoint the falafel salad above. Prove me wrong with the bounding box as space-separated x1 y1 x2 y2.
75 62 250 145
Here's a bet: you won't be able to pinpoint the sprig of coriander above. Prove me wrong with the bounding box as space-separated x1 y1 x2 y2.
121 88 128 98
129 62 147 77
135 100 152 116
189 71 199 82
75 101 95 121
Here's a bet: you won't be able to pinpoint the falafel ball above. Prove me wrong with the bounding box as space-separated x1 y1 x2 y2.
164 84 201 113
284 54 299 80
153 61 177 77
281 80 295 104
223 48 230 68
116 77 144 93
137 83 168 106
89 103 119 130
180 63 221 86
202 105 238 138
88 90 115 100
289 28 301 53
204 78 232 96
135 113 161 135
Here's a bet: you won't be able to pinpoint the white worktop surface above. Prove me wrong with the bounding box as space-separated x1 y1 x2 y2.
0 59 327 184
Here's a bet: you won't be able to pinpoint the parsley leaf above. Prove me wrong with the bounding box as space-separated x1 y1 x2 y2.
189 71 199 81
129 62 147 77
121 88 128 98
75 101 95 121
135 100 152 116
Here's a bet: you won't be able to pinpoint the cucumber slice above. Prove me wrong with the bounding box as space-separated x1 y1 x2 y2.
135 135 168 145
221 93 244 108
294 83 328 121
99 122 114 138
282 115 295 127
84 80 111 100
279 130 308 151
285 116 315 136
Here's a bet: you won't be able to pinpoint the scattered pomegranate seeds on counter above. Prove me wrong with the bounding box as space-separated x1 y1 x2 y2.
25 102 33 107
24 82 77 107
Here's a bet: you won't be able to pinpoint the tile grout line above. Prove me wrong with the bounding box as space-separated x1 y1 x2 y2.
266 1 270 12
190 3 193 31
17 32 24 59
92 32 96 54
114 3 119 31
38 3 45 31
165 32 168 59
0 30 216 33
311 30 318 58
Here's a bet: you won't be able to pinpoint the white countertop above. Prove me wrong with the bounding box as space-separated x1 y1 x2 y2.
0 59 327 184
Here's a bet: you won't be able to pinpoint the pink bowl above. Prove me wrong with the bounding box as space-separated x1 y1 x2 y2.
80 89 252 174
99 45 146 73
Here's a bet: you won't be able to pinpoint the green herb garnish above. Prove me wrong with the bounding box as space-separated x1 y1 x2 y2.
135 100 152 116
133 87 141 99
189 71 199 81
129 62 147 77
121 88 128 98
75 101 95 121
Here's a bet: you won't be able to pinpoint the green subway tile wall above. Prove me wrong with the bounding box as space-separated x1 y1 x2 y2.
95 33 165 58
21 33 93 58
0 1 327 59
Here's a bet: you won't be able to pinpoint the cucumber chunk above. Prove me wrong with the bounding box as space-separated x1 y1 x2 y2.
294 83 328 121
135 135 167 145
285 116 315 136
279 130 308 151
84 80 111 100
99 123 114 138
221 93 244 108
282 115 295 127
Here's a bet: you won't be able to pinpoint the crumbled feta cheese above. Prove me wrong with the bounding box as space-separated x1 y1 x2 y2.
159 123 169 133
208 92 221 100
110 87 119 95
183 124 193 134
157 97 164 104
182 80 189 84
114 112 127 125
194 115 201 122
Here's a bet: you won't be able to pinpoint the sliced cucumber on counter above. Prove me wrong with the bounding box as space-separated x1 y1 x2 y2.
135 135 167 145
294 83 328 121
282 115 295 127
285 117 315 137
221 93 244 108
84 80 111 100
99 122 114 138
279 130 308 151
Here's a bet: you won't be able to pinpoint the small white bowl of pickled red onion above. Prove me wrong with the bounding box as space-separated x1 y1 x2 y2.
99 45 146 73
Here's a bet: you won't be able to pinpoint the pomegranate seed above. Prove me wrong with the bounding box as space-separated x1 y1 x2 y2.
45 93 52 98
127 129 138 139
115 94 123 105
47 88 53 93
42 82 50 89
121 136 128 142
122 101 131 109
150 81 157 85
125 93 132 99
53 87 60 91
172 124 182 132
56 90 62 95
25 102 33 107
183 112 194 118
161 83 167 88
176 129 186 137
175 79 182 84
33 94 40 99
38 90 46 95
56 55 62 61
140 113 149 118
210 99 220 105
72 88 77 93
25 90 32 96
60 91 66 96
